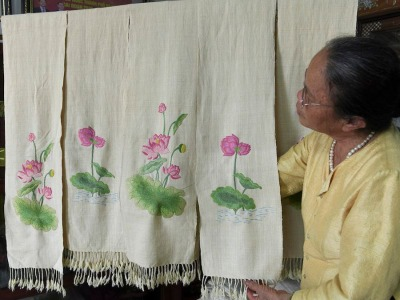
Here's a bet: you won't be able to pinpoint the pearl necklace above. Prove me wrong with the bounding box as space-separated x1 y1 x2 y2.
329 131 375 173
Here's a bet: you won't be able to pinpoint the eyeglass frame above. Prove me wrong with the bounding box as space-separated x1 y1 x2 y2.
300 88 333 108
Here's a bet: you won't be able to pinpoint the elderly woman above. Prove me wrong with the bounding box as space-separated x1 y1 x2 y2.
247 36 400 300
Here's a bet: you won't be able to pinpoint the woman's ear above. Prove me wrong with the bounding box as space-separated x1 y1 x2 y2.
341 116 367 132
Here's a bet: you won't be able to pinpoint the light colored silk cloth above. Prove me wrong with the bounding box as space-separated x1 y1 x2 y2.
2 12 67 294
279 126 400 299
196 1 280 299
2 0 358 298
63 2 200 290
2 1 278 297
276 0 358 280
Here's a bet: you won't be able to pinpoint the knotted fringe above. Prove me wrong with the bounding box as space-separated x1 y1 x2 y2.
280 257 303 281
200 276 272 300
8 267 66 296
64 249 201 290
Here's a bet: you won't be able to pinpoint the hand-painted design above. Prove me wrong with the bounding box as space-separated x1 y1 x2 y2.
73 192 119 205
211 134 262 213
70 127 115 196
14 133 58 231
128 103 187 218
217 206 276 223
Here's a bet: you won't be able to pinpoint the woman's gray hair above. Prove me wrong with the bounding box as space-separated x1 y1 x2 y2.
324 36 400 132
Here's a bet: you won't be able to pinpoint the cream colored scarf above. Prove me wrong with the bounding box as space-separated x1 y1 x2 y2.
276 0 358 280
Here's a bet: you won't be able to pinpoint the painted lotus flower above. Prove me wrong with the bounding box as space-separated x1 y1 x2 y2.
130 103 188 218
158 103 167 113
237 142 251 155
14 134 58 232
17 160 43 183
142 134 170 160
28 133 36 142
221 134 251 156
71 127 114 197
78 127 106 148
212 134 260 214
162 164 181 179
38 186 53 200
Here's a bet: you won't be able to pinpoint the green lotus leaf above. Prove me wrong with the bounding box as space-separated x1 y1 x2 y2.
18 180 42 197
211 186 256 213
13 197 58 231
42 143 54 162
234 173 262 190
172 113 188 135
138 157 167 175
70 172 110 195
128 174 186 218
93 162 115 178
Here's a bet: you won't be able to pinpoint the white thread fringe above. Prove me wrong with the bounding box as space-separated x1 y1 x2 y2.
280 257 303 281
200 276 272 300
8 267 66 296
64 249 201 290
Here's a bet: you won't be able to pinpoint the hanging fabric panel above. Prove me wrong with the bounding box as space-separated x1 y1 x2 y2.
63 2 200 289
276 0 358 280
2 12 67 295
196 1 281 299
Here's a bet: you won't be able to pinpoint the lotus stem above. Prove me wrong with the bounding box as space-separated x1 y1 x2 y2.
91 144 94 177
33 141 38 162
162 174 170 187
167 122 175 136
162 112 166 135
43 173 48 187
169 146 180 167
233 152 238 190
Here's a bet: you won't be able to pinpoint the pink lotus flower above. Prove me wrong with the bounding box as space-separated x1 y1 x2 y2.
162 164 181 179
17 160 43 183
220 134 251 156
142 134 170 160
38 186 53 200
28 133 36 142
238 142 251 155
158 103 167 113
78 127 106 148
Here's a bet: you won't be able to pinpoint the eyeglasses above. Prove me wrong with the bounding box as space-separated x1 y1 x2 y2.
300 88 333 108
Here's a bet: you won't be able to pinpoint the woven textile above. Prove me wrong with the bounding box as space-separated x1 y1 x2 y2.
276 0 358 280
2 0 358 298
63 2 200 289
196 1 281 299
3 1 277 297
2 12 67 294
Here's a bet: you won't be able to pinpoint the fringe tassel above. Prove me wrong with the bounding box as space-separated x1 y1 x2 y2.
63 249 201 290
200 276 273 300
8 267 66 296
280 257 303 281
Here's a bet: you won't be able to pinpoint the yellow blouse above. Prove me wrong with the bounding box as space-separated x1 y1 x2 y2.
278 125 400 300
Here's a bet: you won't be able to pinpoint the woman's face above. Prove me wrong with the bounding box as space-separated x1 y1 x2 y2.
296 49 344 136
